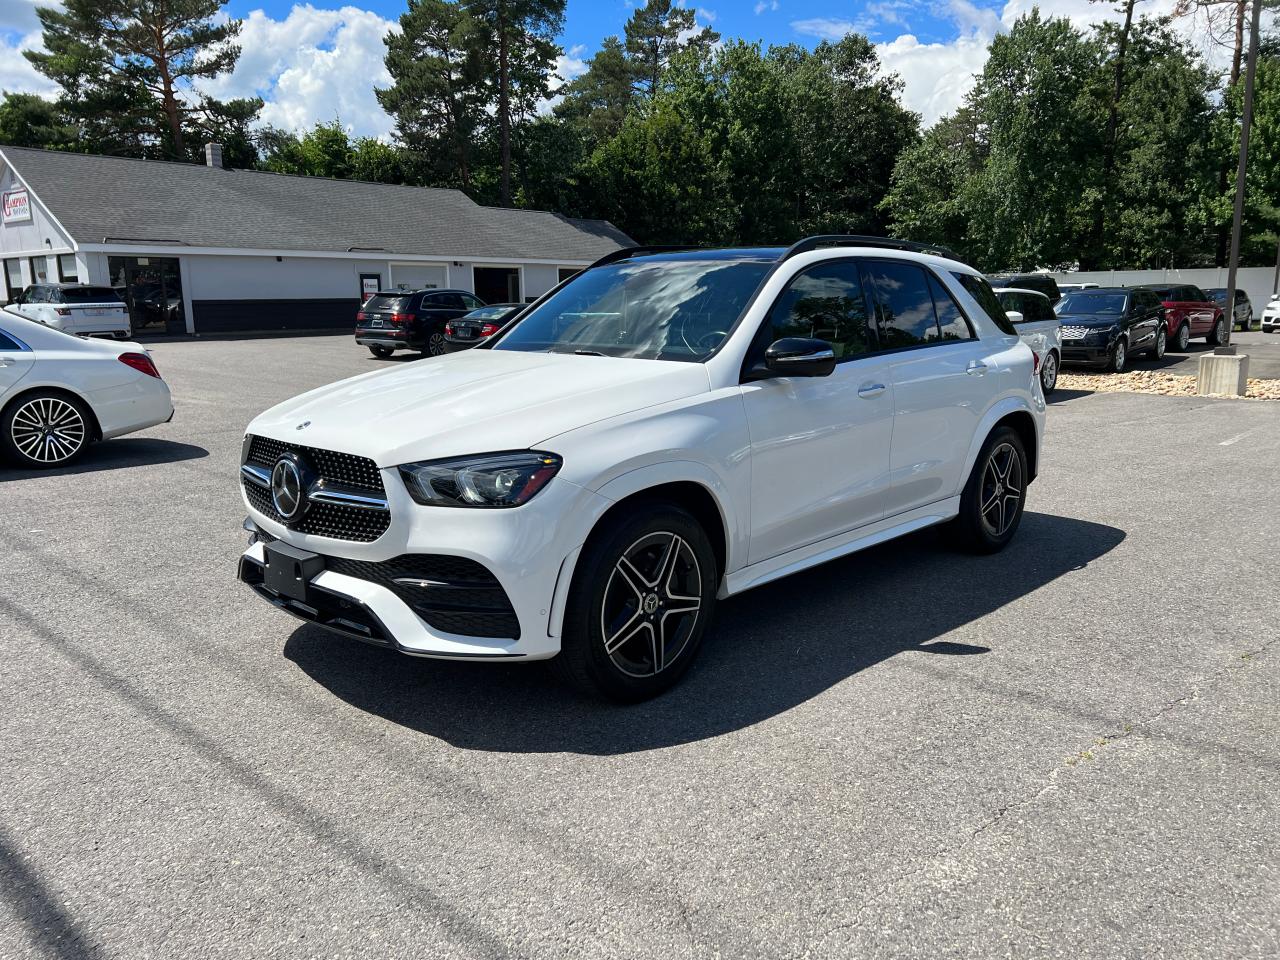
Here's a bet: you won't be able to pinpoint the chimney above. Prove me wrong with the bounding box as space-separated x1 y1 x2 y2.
205 142 224 168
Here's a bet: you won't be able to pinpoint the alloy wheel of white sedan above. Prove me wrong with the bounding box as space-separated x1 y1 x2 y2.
9 394 88 465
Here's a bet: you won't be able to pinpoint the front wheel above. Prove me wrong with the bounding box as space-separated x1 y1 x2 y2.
1108 337 1127 373
1 391 92 469
555 504 718 702
1040 350 1059 394
949 426 1028 554
1151 325 1167 360
368 345 394 359
1207 317 1226 345
1175 323 1191 351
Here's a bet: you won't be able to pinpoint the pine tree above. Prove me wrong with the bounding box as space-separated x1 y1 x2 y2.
26 0 260 160
623 0 719 99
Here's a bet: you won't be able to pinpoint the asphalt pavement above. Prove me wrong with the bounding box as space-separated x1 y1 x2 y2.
2 334 1277 959
1135 328 1280 378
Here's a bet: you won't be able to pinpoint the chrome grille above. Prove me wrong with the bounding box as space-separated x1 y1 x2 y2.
1060 325 1089 340
242 435 390 543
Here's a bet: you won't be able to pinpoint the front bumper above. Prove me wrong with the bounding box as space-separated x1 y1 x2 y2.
1060 342 1114 367
239 473 614 660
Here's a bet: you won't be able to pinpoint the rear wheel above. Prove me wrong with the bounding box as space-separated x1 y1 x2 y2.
949 426 1028 554
1 391 92 469
554 503 718 702
1207 316 1226 345
1040 350 1059 394
368 345 394 359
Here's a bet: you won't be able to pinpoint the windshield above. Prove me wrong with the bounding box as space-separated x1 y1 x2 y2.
1206 289 1227 301
1057 292 1128 315
493 259 771 361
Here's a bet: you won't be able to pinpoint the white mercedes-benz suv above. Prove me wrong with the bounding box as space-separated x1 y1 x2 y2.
238 237 1045 701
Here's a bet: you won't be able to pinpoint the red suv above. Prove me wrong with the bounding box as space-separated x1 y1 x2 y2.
1139 284 1226 351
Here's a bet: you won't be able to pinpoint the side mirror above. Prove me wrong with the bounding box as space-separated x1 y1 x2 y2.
1005 310 1024 325
747 337 836 380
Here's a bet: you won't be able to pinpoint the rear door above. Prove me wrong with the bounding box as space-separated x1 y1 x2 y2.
1183 286 1216 336
0 325 36 403
863 259 996 518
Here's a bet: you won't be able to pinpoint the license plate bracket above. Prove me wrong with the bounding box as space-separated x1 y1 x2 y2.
263 542 324 602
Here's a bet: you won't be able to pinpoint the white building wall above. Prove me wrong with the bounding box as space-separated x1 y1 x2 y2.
0 164 74 266
184 254 382 300
1052 266 1278 314
523 264 560 299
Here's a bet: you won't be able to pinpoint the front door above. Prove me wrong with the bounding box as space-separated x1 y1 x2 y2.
861 259 995 517
109 256 185 334
740 258 894 563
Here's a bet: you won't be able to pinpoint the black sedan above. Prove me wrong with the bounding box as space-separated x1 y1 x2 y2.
1056 287 1167 372
1205 288 1253 331
442 303 524 353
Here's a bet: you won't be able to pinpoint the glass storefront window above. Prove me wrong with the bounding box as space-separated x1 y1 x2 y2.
3 259 21 304
28 256 50 284
108 255 185 334
57 254 78 283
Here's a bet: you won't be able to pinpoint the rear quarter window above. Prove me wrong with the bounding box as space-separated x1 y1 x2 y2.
952 273 1017 336
59 287 121 303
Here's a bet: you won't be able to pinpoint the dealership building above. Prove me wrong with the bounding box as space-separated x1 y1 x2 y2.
0 144 631 335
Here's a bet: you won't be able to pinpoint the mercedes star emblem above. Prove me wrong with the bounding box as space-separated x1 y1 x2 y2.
270 455 306 520
296 420 311 431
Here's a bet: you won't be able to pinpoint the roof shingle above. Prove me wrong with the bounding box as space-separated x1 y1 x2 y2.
1 145 631 261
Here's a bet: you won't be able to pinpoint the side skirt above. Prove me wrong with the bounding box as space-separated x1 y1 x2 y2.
721 497 961 598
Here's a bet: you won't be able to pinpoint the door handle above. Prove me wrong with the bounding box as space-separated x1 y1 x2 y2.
0 357 13 366
966 360 989 375
857 382 886 398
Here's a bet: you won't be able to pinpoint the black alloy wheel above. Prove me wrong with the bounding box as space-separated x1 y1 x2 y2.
951 425 1028 554
555 503 718 702
1152 325 1167 359
426 331 447 357
1108 337 1127 373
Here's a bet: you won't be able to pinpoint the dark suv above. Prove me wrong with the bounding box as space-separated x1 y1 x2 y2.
1205 288 1253 331
1056 287 1166 372
355 288 486 358
987 273 1061 303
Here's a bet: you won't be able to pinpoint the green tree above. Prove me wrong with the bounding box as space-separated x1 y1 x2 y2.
378 0 486 188
261 122 413 184
0 93 76 149
882 108 983 250
26 0 261 159
555 36 634 142
624 0 719 99
461 0 565 205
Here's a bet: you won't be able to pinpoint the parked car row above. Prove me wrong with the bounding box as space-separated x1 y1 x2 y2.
7 283 132 339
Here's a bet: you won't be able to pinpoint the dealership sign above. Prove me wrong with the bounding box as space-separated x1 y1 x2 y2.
2 188 32 224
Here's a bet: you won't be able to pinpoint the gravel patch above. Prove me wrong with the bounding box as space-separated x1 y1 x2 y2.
1058 369 1280 400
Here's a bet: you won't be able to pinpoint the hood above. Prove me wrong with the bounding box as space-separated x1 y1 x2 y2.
246 349 711 467
1056 313 1122 327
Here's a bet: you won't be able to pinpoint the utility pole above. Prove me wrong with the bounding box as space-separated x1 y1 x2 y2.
1221 0 1264 354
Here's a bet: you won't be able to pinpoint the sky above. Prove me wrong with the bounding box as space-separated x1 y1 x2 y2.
1 0 1210 139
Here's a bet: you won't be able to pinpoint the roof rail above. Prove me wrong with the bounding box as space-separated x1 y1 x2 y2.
781 235 969 265
587 245 705 269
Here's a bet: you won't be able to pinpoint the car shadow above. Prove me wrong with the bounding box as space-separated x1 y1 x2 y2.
284 511 1125 755
0 438 208 480
1046 388 1094 403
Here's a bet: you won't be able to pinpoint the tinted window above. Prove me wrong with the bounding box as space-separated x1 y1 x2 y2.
766 260 875 360
1187 286 1208 302
1057 292 1128 315
438 292 467 309
364 295 410 312
953 272 1017 335
27 286 47 303
0 330 21 350
59 287 121 304
1147 287 1173 301
495 258 770 361
864 260 939 348
461 293 485 309
928 273 972 340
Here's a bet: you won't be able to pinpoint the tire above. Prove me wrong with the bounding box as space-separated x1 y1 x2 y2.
949 426 1028 554
368 345 394 359
1150 325 1167 360
425 331 447 357
1207 316 1226 346
554 503 718 702
1 391 92 469
1040 350 1059 394
1107 337 1127 373
1175 323 1191 351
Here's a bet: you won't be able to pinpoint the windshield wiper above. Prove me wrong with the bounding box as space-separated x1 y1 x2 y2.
572 349 607 357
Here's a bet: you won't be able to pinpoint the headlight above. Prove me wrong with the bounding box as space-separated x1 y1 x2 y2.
1086 326 1117 344
399 451 562 508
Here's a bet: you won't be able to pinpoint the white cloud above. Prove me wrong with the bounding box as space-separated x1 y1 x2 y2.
199 4 398 140
0 0 43 35
791 17 860 42
0 29 57 97
754 0 780 13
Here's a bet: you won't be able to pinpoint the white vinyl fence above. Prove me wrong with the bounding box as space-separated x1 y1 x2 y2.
1049 266 1280 312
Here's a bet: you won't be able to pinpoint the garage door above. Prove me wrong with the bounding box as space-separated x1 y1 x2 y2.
388 264 447 291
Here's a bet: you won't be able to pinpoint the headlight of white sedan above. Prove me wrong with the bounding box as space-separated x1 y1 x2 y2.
399 452 562 508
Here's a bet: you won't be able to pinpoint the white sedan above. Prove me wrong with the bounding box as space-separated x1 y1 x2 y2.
0 309 173 468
